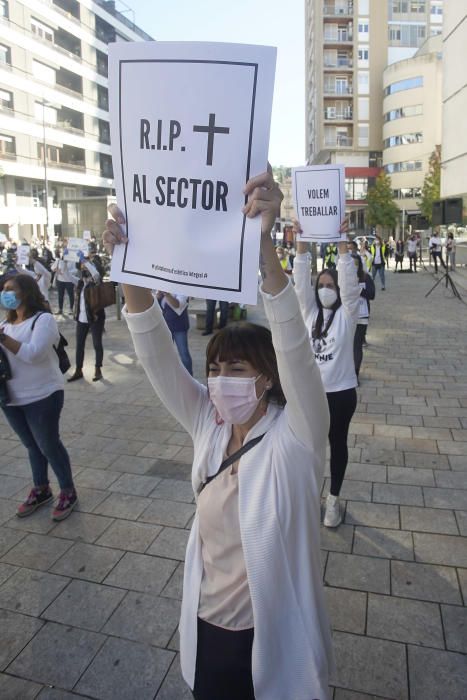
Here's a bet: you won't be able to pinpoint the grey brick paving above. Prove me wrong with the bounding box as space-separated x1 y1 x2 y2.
0 271 466 699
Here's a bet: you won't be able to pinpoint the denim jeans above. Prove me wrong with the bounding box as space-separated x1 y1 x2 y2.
172 331 193 375
372 264 386 288
2 390 74 490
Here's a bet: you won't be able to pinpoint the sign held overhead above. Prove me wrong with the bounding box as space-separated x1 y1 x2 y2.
293 165 346 242
108 41 276 303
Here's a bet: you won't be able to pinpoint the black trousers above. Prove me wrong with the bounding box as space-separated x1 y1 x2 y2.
75 317 104 369
205 300 229 333
327 387 358 496
353 324 367 378
408 253 417 271
193 618 255 700
431 251 446 273
57 281 75 312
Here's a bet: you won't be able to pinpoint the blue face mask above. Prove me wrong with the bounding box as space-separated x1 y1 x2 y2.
0 290 21 310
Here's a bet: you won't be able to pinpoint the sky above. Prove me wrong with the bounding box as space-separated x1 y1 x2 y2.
123 0 305 167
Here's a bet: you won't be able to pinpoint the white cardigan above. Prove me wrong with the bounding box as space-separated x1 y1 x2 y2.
294 252 360 393
123 282 334 700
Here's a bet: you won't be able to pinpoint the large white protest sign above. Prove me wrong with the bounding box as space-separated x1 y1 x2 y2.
108 41 276 303
64 238 88 263
293 165 346 242
16 245 30 266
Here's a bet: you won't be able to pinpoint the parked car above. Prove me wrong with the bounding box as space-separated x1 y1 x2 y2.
352 234 376 249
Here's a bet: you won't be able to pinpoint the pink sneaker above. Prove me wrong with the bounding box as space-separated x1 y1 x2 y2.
17 486 53 518
52 489 78 521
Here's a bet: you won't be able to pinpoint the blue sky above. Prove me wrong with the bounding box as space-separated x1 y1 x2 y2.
124 0 305 167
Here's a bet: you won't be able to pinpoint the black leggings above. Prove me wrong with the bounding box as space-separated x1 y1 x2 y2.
193 618 255 700
327 388 357 496
353 324 367 378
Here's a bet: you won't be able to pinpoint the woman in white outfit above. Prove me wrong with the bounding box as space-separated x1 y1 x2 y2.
293 226 360 528
103 169 334 700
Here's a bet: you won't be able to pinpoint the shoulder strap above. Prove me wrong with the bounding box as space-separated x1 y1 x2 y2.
31 311 46 331
203 433 266 490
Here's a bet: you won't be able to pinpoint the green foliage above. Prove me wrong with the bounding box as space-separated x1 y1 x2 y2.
418 146 441 223
365 172 399 232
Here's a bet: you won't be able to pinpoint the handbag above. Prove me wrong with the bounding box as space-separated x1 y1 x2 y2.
0 346 12 406
199 433 265 493
31 313 71 374
84 281 116 313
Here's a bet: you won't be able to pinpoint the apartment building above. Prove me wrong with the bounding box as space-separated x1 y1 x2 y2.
305 0 444 231
440 2 466 215
0 0 151 243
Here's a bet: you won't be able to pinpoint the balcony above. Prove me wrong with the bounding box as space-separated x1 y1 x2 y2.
323 85 353 96
38 143 85 171
324 58 353 69
324 108 353 121
323 4 353 17
53 0 80 21
324 30 353 44
54 27 81 58
56 66 83 96
324 136 353 148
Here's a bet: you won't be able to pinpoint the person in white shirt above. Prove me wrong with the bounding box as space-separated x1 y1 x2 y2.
429 229 446 274
407 234 418 272
0 274 77 520
29 250 52 302
103 169 334 700
51 256 77 314
294 222 360 528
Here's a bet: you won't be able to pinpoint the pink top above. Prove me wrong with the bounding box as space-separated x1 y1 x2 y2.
197 464 253 631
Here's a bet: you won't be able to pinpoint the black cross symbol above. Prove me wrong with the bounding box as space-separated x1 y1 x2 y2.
193 113 230 166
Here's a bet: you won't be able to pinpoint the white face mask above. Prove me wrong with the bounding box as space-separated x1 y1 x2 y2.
318 287 338 309
208 375 264 424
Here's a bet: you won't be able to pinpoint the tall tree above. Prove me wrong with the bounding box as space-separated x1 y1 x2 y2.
418 146 441 224
365 172 399 234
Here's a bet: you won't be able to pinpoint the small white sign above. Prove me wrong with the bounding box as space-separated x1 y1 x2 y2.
64 238 88 262
108 41 276 304
293 165 346 242
83 230 92 241
16 245 30 266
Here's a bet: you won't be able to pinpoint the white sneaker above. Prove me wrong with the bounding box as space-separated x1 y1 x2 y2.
323 494 342 528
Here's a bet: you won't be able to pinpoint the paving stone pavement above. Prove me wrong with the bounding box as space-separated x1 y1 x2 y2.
0 262 466 699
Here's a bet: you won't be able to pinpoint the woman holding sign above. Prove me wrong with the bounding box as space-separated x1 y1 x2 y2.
103 170 334 700
294 223 360 528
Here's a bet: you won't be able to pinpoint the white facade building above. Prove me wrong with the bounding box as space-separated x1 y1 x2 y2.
0 0 151 243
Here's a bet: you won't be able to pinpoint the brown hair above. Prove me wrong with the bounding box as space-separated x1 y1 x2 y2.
4 273 49 323
205 322 286 406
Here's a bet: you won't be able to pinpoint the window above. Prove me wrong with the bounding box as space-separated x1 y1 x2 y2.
358 124 369 147
384 132 423 148
0 44 11 65
392 1 408 12
345 178 368 200
410 1 425 12
97 84 109 111
32 59 55 85
32 183 45 207
430 3 443 14
358 22 369 33
0 1 8 18
0 88 13 109
385 160 422 173
100 153 113 178
63 187 77 199
358 71 369 95
389 23 426 46
384 76 423 95
0 133 15 155
37 142 59 163
384 104 423 121
358 97 369 119
369 151 383 168
358 48 369 61
96 50 108 77
34 102 57 125
31 17 54 43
